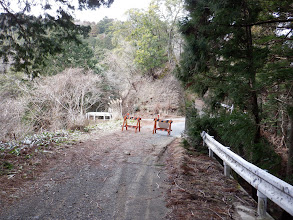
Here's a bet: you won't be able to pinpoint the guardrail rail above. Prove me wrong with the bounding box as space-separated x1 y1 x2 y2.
201 131 293 218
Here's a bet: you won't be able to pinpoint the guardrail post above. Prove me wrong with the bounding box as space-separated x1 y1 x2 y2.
208 147 214 158
257 190 267 218
223 147 231 177
223 162 231 177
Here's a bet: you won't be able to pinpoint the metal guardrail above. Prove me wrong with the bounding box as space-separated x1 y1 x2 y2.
201 131 293 217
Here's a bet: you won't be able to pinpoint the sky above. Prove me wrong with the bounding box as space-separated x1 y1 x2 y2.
4 0 152 23
75 0 153 22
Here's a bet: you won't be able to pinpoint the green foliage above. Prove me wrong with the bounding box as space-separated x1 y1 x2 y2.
134 32 167 74
186 105 282 175
2 161 13 170
43 38 100 75
86 17 116 66
0 161 14 175
111 5 170 77
214 112 256 153
91 17 115 36
178 0 292 115
179 0 293 176
0 0 114 77
214 111 281 175
185 105 216 152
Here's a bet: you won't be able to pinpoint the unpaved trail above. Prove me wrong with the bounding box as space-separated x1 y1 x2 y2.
0 118 259 220
0 122 179 220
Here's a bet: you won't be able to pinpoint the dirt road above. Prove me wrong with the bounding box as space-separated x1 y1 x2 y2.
1 119 259 220
0 121 179 220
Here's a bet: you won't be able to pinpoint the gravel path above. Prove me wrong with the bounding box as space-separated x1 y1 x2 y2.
0 118 260 220
0 121 182 220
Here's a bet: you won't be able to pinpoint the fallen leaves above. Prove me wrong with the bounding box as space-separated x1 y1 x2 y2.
164 138 256 219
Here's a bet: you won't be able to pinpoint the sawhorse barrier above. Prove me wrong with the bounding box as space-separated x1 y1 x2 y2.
122 114 141 133
153 116 173 135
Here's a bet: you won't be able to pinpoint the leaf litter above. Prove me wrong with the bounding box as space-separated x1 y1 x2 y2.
164 139 257 220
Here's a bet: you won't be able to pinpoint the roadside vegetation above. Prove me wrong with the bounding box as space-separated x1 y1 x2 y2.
0 0 184 174
177 0 293 186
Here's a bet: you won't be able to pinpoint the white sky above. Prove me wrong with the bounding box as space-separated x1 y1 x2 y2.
3 0 152 22
75 0 153 22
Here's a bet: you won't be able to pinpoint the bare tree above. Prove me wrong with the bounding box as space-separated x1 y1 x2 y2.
28 68 105 130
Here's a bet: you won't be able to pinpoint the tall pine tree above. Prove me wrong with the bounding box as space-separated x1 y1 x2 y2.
178 0 293 177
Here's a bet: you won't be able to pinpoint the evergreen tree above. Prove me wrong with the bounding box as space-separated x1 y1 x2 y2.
178 0 292 177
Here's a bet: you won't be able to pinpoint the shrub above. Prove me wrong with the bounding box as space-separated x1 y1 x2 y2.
27 68 105 131
186 106 281 176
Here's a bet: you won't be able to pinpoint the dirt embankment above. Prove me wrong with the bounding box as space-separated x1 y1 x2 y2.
164 139 258 219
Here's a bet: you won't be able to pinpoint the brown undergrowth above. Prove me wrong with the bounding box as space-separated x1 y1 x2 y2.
164 138 257 220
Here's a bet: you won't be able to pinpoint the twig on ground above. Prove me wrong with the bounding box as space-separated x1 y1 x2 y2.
96 202 102 210
199 190 206 197
227 205 233 218
156 182 160 188
235 195 249 205
157 171 161 179
174 180 186 192
208 208 224 220
53 176 73 182
103 175 113 183
222 197 227 204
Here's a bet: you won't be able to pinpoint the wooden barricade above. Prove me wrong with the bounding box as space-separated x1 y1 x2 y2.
153 115 173 135
122 113 141 133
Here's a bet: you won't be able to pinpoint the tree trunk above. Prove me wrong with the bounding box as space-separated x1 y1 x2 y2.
245 21 261 144
80 89 85 116
251 91 261 143
286 111 293 178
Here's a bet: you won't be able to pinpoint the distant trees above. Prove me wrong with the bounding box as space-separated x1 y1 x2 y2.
0 0 114 77
87 17 115 64
154 0 184 63
112 6 167 77
178 0 293 180
111 0 184 78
